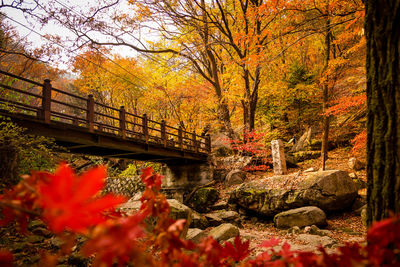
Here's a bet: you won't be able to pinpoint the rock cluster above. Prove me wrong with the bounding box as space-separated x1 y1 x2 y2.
229 170 358 217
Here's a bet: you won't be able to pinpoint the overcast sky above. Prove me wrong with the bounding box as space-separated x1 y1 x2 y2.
1 0 147 70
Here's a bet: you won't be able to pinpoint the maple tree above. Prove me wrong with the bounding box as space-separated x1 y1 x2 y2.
227 130 272 171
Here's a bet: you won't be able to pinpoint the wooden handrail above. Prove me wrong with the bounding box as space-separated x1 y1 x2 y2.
0 70 211 154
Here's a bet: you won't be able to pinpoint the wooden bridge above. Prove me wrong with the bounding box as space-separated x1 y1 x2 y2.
0 70 210 163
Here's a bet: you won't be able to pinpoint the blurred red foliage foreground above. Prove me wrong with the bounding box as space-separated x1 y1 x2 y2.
0 163 399 266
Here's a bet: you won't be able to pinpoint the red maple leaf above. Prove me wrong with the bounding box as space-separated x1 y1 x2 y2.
140 167 163 190
0 250 13 267
222 236 251 262
82 212 148 266
259 237 281 248
37 163 126 233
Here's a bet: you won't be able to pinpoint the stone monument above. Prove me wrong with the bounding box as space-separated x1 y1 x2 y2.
271 139 287 175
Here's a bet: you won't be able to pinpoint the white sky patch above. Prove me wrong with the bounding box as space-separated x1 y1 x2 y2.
0 0 159 71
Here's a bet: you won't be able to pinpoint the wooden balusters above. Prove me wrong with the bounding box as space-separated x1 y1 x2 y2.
206 134 211 153
142 113 149 143
178 125 183 150
87 94 95 132
192 131 198 153
161 120 167 147
119 105 126 139
41 79 52 123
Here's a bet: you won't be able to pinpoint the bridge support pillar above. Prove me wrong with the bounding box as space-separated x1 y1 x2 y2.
161 163 213 189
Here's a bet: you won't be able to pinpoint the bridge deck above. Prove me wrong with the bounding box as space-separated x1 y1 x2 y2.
0 70 210 163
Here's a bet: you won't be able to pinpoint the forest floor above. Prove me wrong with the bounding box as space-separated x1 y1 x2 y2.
0 147 367 265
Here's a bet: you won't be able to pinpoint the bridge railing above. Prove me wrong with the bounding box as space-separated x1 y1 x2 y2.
0 70 211 154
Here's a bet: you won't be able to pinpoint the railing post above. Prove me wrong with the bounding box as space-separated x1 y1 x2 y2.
206 134 211 153
73 117 79 126
161 120 167 147
119 105 126 139
142 113 149 143
192 131 198 153
41 79 52 123
178 125 183 150
87 94 95 132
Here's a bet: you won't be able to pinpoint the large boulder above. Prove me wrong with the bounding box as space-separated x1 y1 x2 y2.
167 199 192 237
274 206 327 229
119 198 192 237
229 170 358 216
190 187 219 212
225 170 246 187
208 223 240 242
186 228 207 243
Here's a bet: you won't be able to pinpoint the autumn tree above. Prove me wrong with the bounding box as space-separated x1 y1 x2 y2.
365 0 400 226
281 0 364 169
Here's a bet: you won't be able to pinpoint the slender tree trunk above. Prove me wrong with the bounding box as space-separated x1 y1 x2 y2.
201 0 235 139
321 15 331 171
365 0 400 226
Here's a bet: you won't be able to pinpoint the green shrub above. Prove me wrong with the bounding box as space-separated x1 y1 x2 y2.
0 117 58 187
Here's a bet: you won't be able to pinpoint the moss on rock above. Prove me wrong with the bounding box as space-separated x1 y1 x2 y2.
190 187 219 212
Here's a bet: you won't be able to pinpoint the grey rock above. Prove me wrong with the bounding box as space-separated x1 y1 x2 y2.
354 204 367 216
296 234 337 248
290 127 316 153
206 210 239 222
190 211 209 229
31 227 52 237
118 198 141 215
210 200 228 211
230 170 358 216
213 169 230 182
186 228 207 243
361 208 367 226
27 220 46 231
121 199 193 237
352 195 367 212
225 169 246 187
274 206 327 229
190 187 219 212
307 225 332 236
209 223 240 242
215 155 252 170
167 199 192 237
304 167 317 173
287 226 301 234
205 213 224 226
354 178 367 190
348 158 364 171
50 237 65 248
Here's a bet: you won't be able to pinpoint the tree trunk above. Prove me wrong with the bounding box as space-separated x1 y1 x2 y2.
218 100 236 139
365 0 400 226
201 0 235 139
321 15 331 171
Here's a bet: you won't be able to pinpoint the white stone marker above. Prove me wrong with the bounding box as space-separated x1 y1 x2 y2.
271 139 287 175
